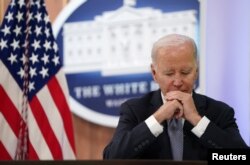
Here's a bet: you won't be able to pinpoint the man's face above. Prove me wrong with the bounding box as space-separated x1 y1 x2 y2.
151 44 198 95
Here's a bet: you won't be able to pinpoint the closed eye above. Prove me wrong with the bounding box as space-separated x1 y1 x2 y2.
181 69 192 75
165 72 174 76
181 71 190 75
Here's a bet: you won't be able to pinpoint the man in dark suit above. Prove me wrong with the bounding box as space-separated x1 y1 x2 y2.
103 34 249 160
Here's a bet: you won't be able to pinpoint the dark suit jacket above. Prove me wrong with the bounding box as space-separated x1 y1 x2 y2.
103 90 248 160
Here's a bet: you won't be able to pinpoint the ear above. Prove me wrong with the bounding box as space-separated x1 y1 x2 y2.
151 64 158 82
195 66 199 81
194 59 199 80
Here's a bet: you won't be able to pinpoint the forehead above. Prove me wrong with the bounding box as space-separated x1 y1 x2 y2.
156 43 195 61
155 45 197 71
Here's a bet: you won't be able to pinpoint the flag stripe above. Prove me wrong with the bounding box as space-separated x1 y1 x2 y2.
27 141 39 160
37 78 75 158
27 107 53 159
48 72 75 152
0 113 17 159
29 96 63 159
0 141 12 160
0 85 22 137
0 61 22 121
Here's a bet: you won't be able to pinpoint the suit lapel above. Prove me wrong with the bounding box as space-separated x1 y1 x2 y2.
193 91 206 116
150 90 163 113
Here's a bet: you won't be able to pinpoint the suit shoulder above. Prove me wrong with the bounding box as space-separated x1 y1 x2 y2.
122 91 156 107
195 92 233 111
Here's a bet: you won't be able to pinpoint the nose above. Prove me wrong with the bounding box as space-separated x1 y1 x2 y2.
173 75 183 87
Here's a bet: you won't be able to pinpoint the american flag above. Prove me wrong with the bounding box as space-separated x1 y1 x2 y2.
0 0 76 160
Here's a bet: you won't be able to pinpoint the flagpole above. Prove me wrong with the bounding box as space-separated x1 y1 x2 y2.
15 0 31 160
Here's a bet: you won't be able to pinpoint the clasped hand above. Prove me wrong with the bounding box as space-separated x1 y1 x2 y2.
154 91 201 126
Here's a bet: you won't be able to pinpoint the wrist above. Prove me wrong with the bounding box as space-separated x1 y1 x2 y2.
188 114 202 126
153 112 165 124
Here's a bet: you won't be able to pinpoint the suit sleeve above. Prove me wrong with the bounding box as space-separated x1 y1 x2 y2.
103 102 157 159
199 105 249 149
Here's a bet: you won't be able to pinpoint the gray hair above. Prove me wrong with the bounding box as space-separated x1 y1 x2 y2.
151 34 198 64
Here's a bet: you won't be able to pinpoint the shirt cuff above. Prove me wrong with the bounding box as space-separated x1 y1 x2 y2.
191 116 210 138
145 115 164 137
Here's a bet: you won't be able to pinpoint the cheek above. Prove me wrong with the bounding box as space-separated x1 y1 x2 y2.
184 75 197 87
157 76 171 88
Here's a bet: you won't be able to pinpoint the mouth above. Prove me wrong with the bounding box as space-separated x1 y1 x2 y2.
168 89 188 93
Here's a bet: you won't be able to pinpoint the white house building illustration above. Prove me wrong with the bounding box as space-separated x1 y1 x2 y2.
63 0 198 75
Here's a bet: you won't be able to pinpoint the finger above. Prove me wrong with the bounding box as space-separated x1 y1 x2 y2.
166 91 182 101
165 94 180 102
166 90 182 96
165 97 176 102
174 105 184 119
172 100 184 119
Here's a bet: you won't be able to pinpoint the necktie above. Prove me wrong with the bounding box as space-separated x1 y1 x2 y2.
167 118 183 161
